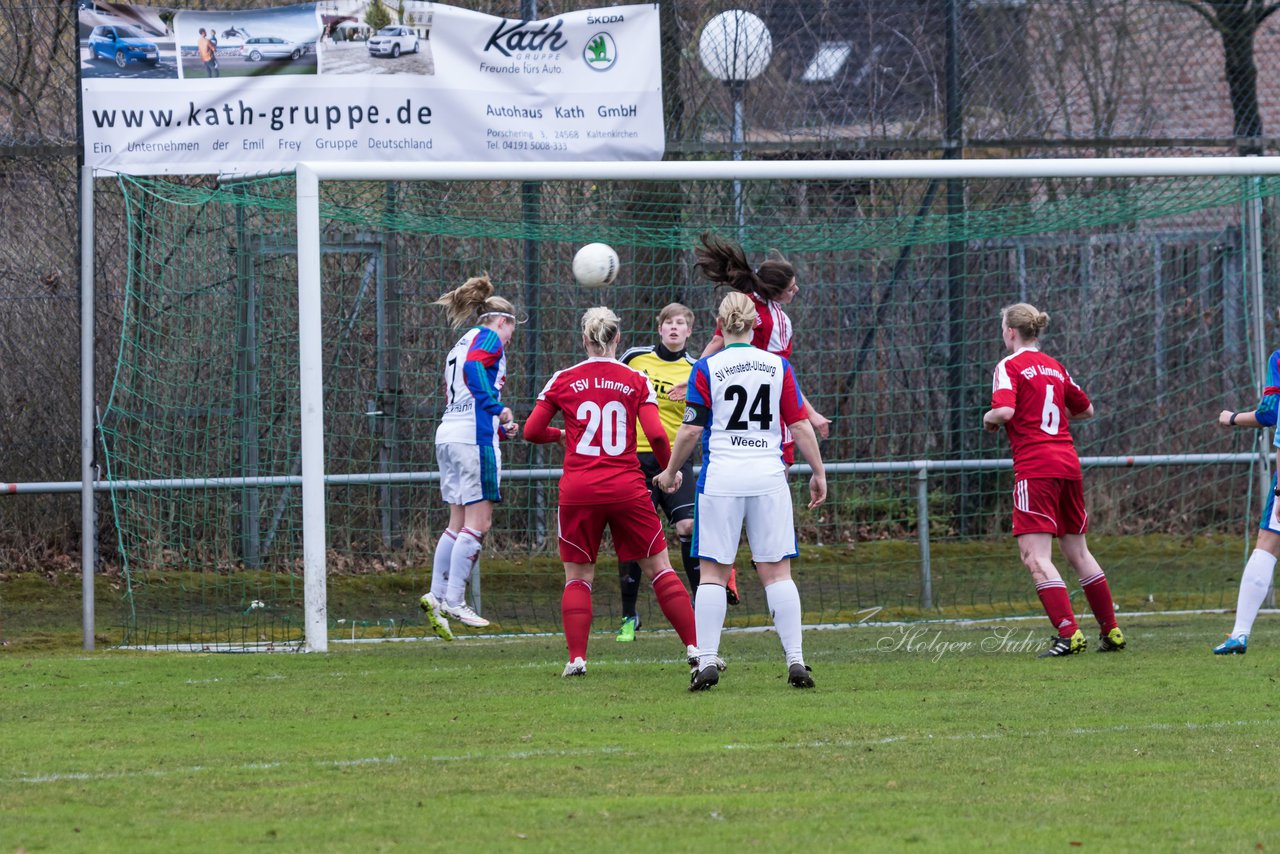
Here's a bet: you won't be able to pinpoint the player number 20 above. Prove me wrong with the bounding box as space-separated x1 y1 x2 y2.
575 400 628 456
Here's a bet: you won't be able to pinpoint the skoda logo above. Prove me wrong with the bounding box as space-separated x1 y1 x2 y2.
583 32 617 71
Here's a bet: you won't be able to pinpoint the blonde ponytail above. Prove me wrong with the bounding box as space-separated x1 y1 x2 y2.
717 292 758 338
435 275 518 329
1002 302 1050 340
581 306 621 352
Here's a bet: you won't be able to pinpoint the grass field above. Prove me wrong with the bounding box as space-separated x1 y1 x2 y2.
1 612 1276 852
0 533 1252 652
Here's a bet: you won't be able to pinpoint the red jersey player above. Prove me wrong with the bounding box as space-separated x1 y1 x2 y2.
690 232 829 439
983 302 1125 658
523 307 698 678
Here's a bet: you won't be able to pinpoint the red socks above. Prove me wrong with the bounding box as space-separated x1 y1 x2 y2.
562 570 696 661
1035 579 1078 638
1079 572 1118 632
652 569 697 647
561 579 593 661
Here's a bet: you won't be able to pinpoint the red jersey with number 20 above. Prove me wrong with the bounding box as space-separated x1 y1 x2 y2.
535 357 659 505
991 347 1090 480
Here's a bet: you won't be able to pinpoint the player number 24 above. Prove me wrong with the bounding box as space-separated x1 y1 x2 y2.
725 384 773 430
575 400 628 456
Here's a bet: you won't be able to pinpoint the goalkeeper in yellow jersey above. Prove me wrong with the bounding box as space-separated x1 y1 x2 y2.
615 303 707 642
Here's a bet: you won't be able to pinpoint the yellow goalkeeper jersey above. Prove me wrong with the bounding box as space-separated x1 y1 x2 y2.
620 344 696 453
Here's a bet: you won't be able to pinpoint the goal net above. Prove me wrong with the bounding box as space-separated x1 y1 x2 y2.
101 163 1279 650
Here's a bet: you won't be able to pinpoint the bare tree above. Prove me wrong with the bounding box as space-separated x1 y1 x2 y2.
1161 0 1280 153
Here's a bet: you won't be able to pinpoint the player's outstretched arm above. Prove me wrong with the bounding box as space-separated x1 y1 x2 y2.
638 403 673 469
802 395 831 439
656 424 699 493
789 419 827 509
522 400 562 444
982 406 1015 432
498 406 520 439
1219 409 1263 428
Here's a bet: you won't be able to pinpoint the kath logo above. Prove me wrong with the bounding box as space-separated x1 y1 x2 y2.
484 19 569 57
583 32 617 71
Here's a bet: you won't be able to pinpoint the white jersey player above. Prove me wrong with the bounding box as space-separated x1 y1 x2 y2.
657 292 827 692
419 275 520 639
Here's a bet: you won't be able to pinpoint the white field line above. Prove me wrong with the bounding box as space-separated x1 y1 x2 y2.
7 718 1275 787
117 607 1279 653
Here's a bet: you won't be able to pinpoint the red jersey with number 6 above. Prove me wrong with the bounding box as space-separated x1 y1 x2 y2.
991 347 1090 480
535 357 659 505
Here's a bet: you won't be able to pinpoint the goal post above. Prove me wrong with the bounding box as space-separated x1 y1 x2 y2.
93 156 1280 652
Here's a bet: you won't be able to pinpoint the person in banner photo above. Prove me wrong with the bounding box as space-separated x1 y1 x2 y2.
197 28 219 78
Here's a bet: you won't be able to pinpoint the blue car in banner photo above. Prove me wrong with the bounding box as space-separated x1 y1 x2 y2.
88 24 160 68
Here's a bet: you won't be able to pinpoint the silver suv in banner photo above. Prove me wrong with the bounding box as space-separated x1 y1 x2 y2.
368 26 419 58
241 36 306 61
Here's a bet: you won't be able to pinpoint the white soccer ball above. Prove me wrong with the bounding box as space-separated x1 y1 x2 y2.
249 600 266 610
572 243 620 288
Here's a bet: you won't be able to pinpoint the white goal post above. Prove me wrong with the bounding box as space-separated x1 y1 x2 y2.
278 155 1280 651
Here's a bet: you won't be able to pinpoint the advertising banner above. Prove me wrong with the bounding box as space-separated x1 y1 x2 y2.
78 2 664 175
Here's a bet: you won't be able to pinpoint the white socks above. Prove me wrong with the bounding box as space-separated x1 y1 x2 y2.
1232 548 1277 638
446 528 483 607
765 579 805 666
694 579 805 668
430 529 457 600
694 583 728 669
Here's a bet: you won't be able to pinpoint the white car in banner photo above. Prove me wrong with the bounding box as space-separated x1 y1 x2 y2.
241 36 307 61
368 26 419 58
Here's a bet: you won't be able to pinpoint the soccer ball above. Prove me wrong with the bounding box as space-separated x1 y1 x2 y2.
572 243 620 288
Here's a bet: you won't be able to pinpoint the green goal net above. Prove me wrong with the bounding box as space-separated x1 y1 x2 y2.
102 168 1280 649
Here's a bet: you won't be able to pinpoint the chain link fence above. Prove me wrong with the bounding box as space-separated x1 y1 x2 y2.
3 0 1280 572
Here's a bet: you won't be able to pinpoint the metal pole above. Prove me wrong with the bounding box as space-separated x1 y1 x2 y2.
944 0 969 534
520 0 544 565
916 466 933 610
296 165 329 653
379 181 403 548
306 155 1280 184
80 166 96 652
1154 239 1166 412
1246 178 1274 608
731 79 745 236
1247 185 1270 484
235 189 261 568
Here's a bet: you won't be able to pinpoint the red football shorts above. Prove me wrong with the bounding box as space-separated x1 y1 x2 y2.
557 496 667 564
1011 477 1088 537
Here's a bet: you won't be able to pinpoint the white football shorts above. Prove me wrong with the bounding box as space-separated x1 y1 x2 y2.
691 486 798 565
436 442 502 506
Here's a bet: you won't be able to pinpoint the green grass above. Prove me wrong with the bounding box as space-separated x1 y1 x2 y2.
0 532 1248 652
1 614 1276 852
